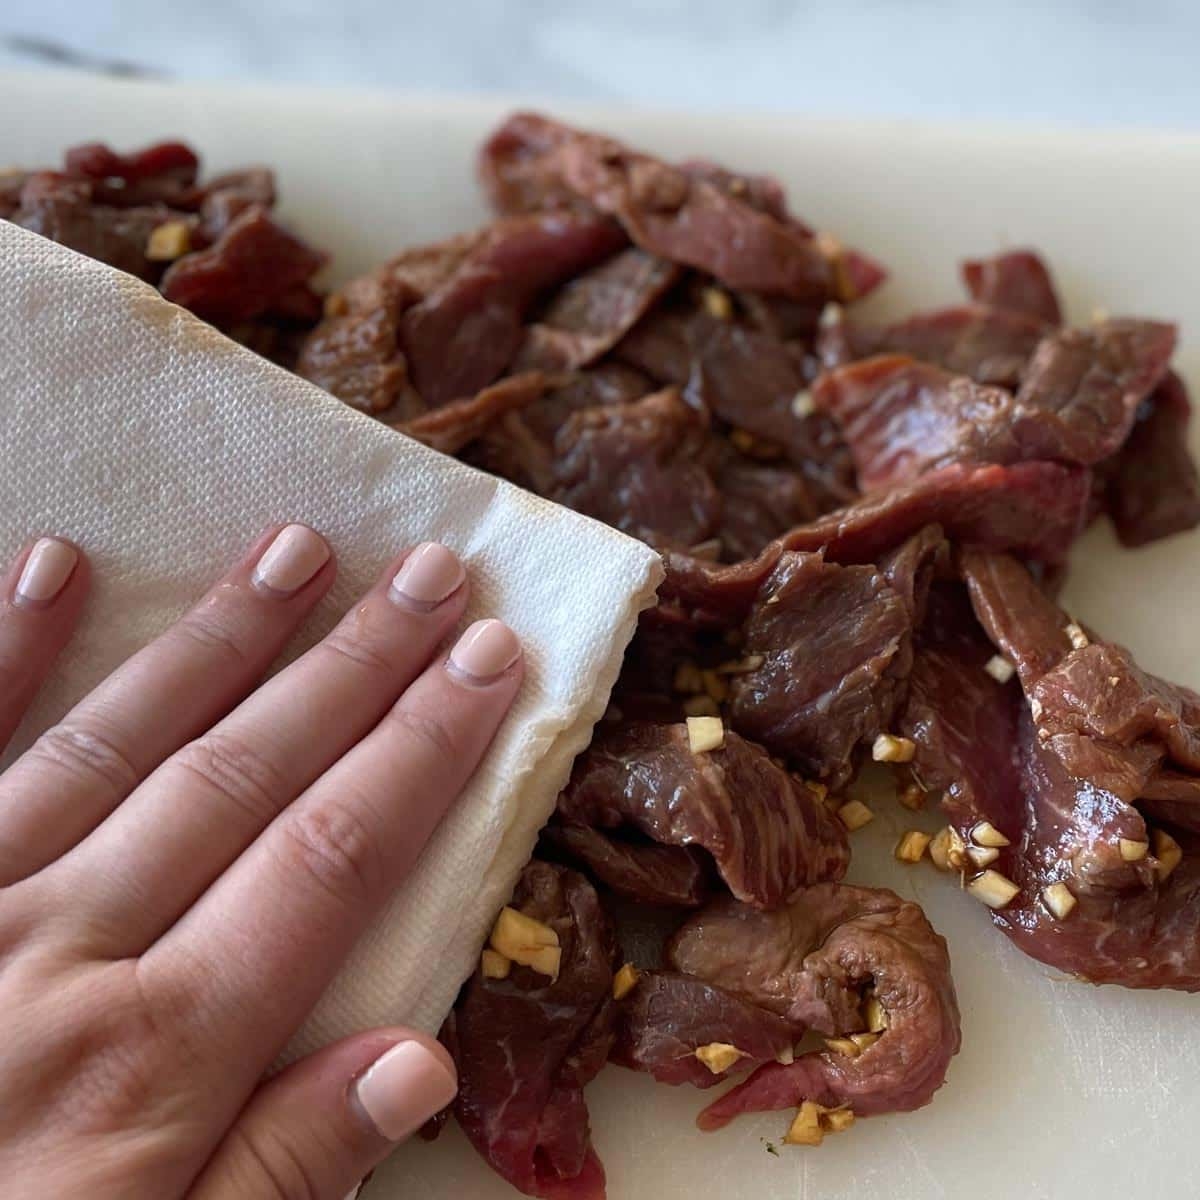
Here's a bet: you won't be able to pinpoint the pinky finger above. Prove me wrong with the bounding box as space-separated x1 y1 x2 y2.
0 537 90 754
186 1028 457 1200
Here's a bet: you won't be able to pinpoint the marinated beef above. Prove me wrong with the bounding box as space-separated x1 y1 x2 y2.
961 248 1063 325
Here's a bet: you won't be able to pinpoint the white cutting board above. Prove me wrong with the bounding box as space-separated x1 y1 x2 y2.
2 71 1198 1200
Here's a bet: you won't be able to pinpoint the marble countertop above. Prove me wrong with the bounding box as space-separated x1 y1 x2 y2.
3 0 1199 128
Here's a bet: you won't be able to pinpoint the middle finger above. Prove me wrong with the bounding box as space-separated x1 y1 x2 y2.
42 542 467 950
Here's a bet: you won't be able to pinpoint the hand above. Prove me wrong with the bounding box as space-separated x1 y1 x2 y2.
0 526 523 1198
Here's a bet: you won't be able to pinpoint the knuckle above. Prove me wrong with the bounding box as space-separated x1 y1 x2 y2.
278 801 383 911
320 626 402 680
224 1122 324 1200
386 705 460 763
29 720 140 798
174 603 253 668
172 733 290 829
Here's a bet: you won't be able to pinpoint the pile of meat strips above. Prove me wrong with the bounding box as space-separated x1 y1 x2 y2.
11 115 1200 1200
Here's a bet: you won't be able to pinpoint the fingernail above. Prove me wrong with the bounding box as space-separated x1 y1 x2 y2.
354 1040 458 1142
448 618 521 684
14 538 78 606
251 525 330 596
389 542 465 611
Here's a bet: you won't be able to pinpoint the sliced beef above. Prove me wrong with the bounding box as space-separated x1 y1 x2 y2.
961 248 1063 325
62 140 201 208
448 860 618 1200
1105 371 1200 547
728 528 940 787
515 249 680 371
555 722 849 909
611 972 796 1088
549 387 722 549
666 886 960 1126
479 111 874 305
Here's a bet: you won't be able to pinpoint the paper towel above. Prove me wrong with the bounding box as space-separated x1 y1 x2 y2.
0 220 663 1055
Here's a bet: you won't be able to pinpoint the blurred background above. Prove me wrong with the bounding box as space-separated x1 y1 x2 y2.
3 0 1199 126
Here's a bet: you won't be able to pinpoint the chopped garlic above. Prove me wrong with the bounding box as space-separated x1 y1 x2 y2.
682 694 721 719
776 1045 796 1066
985 655 1016 683
818 301 844 329
872 733 916 763
701 669 730 703
673 661 704 694
1119 838 1149 862
971 821 1011 848
716 654 765 675
825 1037 861 1058
1152 828 1183 881
612 962 640 1000
1042 882 1077 920
895 830 932 864
806 780 829 804
784 1101 825 1147
822 1107 855 1134
695 1042 744 1074
490 906 561 979
849 1032 879 1052
967 845 1000 868
1065 621 1090 650
686 715 725 753
967 869 1020 909
1030 697 1044 721
929 826 968 872
864 994 888 1034
702 287 734 320
146 219 191 261
898 782 926 811
481 949 511 979
791 390 816 419
837 799 874 832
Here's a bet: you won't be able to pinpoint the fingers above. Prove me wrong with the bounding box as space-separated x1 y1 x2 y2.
186 1029 456 1200
0 525 334 886
0 537 89 754
148 619 522 1068
65 543 468 950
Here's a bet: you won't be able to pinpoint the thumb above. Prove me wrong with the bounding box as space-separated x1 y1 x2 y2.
187 1028 457 1200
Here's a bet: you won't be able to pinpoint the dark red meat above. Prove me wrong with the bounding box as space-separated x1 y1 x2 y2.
448 861 618 1200
555 722 849 908
962 249 1063 325
666 886 960 1126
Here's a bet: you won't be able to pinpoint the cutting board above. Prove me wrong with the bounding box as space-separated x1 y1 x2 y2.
3 71 1198 1200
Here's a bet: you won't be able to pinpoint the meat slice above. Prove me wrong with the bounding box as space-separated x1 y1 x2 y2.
554 722 849 908
515 248 680 371
479 111 870 304
666 886 960 1126
447 860 618 1200
728 528 940 787
961 248 1063 324
1105 371 1200 547
611 972 796 1088
549 387 722 550
62 139 201 208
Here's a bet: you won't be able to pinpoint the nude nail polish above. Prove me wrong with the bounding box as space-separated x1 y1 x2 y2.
354 1040 458 1142
447 618 521 683
14 538 78 606
251 525 330 596
390 542 465 610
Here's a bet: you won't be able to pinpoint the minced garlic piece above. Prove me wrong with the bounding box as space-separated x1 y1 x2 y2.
776 1045 795 1065
806 780 829 804
818 301 843 329
687 715 725 754
971 821 1011 848
716 654 765 675
673 661 704 694
895 830 932 864
898 782 926 811
849 1032 879 1052
612 962 640 1000
825 1037 861 1058
967 845 1000 868
702 287 734 320
481 948 511 979
1152 828 1183 881
695 1042 744 1074
837 799 874 832
967 869 1020 909
1119 838 1149 862
929 826 968 872
1042 882 1077 920
872 733 916 763
682 694 721 719
490 906 561 979
822 1107 855 1134
985 655 1015 683
864 994 888 1034
784 1101 825 1146
1065 622 1090 650
701 669 730 703
791 390 816 419
146 219 191 261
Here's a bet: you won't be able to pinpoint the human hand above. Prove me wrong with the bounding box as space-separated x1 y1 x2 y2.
0 526 523 1198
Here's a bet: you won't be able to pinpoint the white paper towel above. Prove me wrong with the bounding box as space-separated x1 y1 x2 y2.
0 219 663 1055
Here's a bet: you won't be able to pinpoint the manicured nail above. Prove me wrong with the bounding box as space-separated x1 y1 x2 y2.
354 1040 458 1142
14 538 78 606
448 618 521 684
251 525 330 596
390 542 465 610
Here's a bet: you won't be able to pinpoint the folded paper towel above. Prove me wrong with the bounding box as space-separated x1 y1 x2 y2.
0 221 663 1055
